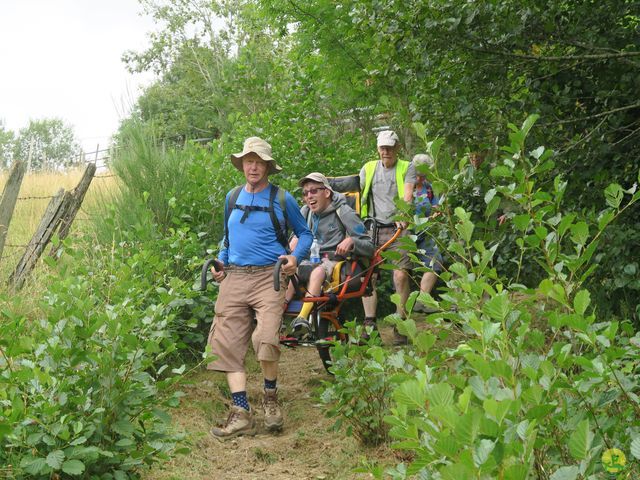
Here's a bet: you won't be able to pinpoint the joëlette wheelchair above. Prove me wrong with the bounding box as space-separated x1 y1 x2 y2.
274 223 401 372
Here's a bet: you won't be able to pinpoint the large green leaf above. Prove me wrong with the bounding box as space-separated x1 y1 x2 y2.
473 439 495 466
414 331 436 353
456 219 475 243
455 412 481 445
549 466 579 480
568 419 592 460
482 293 510 322
430 405 460 430
440 462 475 480
520 114 540 141
112 418 135 436
604 183 624 209
46 450 65 470
503 464 530 480
485 195 501 219
466 353 492 380
573 289 590 315
394 380 426 410
513 214 531 232
426 383 455 407
570 222 589 246
62 459 86 476
630 436 640 460
434 435 461 458
20 457 48 475
483 398 512 425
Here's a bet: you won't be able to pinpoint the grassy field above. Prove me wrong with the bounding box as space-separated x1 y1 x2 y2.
0 165 117 282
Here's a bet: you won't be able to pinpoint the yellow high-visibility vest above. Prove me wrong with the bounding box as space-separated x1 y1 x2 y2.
360 159 409 218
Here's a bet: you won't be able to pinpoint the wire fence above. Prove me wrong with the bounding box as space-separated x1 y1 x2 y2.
0 163 106 282
5 133 217 174
1 133 217 282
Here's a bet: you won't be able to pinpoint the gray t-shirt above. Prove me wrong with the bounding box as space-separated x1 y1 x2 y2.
359 160 416 223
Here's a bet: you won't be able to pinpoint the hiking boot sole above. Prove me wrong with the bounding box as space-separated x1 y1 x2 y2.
210 425 257 441
264 419 284 433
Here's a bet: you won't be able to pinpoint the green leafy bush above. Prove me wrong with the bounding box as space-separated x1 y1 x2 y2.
0 126 223 478
0 242 187 479
324 116 640 478
320 323 408 446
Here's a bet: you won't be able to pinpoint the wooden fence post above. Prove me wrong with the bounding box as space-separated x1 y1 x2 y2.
8 162 98 287
9 189 69 289
51 163 96 254
0 161 26 261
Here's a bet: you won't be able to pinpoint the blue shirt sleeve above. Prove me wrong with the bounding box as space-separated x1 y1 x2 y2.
285 192 312 263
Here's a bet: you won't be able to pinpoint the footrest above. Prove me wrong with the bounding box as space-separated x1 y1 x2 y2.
280 335 299 348
285 300 303 314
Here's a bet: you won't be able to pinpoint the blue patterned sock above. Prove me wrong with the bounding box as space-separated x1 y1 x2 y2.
264 378 277 390
231 391 249 411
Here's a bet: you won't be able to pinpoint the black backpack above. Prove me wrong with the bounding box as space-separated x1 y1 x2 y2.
224 184 289 251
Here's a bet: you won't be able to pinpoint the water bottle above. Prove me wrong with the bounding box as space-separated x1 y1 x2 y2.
310 238 321 263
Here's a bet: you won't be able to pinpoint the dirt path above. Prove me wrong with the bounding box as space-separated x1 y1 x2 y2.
145 329 401 480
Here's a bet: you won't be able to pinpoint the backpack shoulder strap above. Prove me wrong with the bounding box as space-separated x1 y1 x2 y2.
224 186 243 249
335 204 347 232
278 186 288 231
268 185 289 251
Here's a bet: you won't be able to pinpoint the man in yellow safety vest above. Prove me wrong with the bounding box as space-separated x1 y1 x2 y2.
359 130 416 344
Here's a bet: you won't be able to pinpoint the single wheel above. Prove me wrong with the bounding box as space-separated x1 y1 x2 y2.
314 311 343 373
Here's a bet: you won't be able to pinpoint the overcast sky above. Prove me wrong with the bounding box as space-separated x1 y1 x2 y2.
0 0 157 151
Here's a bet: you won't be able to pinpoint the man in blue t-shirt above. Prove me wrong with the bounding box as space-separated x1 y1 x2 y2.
207 136 312 440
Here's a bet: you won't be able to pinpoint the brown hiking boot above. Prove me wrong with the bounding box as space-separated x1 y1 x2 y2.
211 405 256 440
392 326 409 346
262 388 284 432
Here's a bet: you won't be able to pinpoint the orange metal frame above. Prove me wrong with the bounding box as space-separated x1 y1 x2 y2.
286 227 402 340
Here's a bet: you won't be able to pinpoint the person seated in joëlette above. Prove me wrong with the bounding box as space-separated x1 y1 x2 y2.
286 172 374 335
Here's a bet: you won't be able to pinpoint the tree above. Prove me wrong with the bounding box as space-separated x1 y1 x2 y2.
12 118 82 170
124 0 639 318
257 0 640 319
0 121 14 169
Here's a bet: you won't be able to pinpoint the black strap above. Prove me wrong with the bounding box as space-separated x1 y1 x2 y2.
224 186 243 249
267 185 289 250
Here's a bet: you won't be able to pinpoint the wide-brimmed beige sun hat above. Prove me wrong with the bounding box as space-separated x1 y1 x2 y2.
230 136 282 174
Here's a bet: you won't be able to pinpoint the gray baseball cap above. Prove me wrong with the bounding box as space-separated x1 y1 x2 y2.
377 130 400 147
298 172 334 191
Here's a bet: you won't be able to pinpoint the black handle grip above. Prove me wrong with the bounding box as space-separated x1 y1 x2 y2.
200 258 223 291
273 257 288 291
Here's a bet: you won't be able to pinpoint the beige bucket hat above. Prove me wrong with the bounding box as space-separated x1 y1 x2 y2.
298 172 334 192
230 136 282 174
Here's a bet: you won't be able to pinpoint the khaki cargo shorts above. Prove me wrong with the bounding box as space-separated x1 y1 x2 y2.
207 265 287 373
376 225 412 270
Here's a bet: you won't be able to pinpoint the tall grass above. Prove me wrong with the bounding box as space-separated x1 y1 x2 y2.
91 124 219 245
0 167 117 282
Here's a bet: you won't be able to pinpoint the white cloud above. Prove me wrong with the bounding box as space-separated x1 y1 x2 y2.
0 0 157 151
